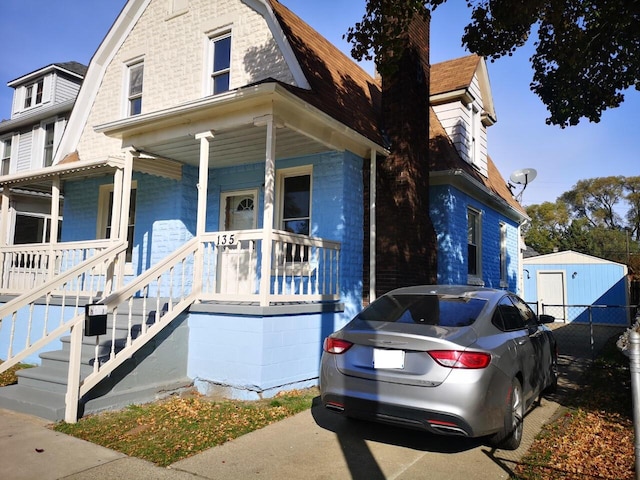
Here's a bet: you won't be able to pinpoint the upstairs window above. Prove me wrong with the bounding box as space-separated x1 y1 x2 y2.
467 208 481 278
127 62 144 116
210 33 231 95
470 105 480 165
1 138 11 175
499 222 508 286
23 79 44 109
43 122 55 167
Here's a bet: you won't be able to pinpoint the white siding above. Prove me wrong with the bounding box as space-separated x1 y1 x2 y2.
77 0 297 162
432 73 488 177
53 74 82 104
16 131 33 172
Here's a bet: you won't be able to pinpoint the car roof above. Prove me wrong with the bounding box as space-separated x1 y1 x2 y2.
384 285 509 301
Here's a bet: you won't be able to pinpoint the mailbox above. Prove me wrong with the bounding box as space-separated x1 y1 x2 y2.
85 304 108 336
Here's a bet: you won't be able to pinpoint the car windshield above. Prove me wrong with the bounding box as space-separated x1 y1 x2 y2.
356 294 487 327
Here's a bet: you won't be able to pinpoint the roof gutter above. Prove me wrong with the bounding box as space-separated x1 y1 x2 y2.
430 169 529 224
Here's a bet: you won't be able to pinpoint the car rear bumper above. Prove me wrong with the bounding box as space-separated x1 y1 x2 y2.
320 361 511 438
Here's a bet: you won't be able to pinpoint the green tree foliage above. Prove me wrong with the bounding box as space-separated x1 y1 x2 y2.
348 0 640 126
525 176 640 270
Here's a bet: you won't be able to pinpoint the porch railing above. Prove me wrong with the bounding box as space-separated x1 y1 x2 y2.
0 239 114 294
199 229 340 303
0 242 127 373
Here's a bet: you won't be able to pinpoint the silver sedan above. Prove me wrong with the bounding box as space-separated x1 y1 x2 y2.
320 285 557 450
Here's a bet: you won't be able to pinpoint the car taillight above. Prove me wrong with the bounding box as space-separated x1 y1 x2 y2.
428 350 491 369
323 337 353 354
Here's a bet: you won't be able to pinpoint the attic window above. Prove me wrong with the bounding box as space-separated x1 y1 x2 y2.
24 79 44 109
210 33 231 95
127 61 144 116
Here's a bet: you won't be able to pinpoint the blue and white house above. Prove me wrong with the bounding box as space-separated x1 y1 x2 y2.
0 0 527 421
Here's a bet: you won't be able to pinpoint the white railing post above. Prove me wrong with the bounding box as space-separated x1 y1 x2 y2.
257 115 276 306
64 320 84 423
115 149 135 289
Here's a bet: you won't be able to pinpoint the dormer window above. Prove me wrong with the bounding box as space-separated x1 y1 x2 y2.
24 79 44 109
210 33 231 95
127 61 144 116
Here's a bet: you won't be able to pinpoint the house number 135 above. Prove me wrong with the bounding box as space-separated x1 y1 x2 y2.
216 234 236 245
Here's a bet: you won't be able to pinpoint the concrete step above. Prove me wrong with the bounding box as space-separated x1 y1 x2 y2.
0 309 191 422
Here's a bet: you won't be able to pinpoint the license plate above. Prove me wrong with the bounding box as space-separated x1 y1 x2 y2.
373 348 405 369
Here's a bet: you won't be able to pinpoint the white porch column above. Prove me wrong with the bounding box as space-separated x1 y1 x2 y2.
257 115 276 306
115 148 136 289
0 186 10 289
193 131 214 297
195 131 214 236
48 176 61 279
369 150 377 303
0 186 10 247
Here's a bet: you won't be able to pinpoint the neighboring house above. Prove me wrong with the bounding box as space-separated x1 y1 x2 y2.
0 0 526 421
523 250 630 325
0 62 87 244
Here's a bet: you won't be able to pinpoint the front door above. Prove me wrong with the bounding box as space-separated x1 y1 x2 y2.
218 190 257 295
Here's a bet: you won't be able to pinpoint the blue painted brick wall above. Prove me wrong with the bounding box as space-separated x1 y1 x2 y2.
430 184 520 292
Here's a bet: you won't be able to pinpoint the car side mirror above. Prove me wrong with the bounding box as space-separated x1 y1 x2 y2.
538 314 555 324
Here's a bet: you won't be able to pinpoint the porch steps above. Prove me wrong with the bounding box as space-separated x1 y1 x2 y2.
0 299 193 422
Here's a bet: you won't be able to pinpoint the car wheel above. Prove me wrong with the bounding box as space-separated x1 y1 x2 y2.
490 377 523 450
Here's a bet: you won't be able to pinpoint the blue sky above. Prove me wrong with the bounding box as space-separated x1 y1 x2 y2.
1 0 637 209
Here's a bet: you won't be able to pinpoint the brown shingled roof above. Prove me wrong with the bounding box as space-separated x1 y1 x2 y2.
430 55 481 96
268 2 521 216
428 107 525 215
267 0 382 145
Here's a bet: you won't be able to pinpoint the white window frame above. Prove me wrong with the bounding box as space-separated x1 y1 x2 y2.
167 0 188 17
276 165 313 233
125 59 144 117
208 31 232 96
41 120 56 167
499 222 508 287
1 135 12 175
23 78 45 110
470 104 481 166
11 211 62 244
467 207 483 284
97 182 138 273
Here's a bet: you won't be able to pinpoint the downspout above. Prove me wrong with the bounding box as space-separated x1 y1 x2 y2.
369 149 376 302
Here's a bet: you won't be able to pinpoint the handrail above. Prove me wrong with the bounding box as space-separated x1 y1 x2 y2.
64 237 201 422
0 242 127 374
0 242 127 320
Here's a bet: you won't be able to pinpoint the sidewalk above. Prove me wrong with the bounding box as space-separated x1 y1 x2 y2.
1 391 563 480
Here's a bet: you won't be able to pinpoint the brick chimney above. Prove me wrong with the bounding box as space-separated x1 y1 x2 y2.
373 8 437 296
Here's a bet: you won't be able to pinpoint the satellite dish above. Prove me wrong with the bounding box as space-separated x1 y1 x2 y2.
508 168 537 202
510 168 537 186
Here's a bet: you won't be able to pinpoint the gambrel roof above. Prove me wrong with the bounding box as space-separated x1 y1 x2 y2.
52 0 522 220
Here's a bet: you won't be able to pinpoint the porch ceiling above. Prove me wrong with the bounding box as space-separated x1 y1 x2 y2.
96 83 385 167
134 124 330 168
